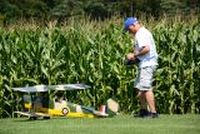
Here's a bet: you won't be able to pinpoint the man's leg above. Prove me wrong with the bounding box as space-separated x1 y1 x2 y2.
145 90 156 113
135 90 150 117
136 66 158 118
145 90 158 118
138 91 146 110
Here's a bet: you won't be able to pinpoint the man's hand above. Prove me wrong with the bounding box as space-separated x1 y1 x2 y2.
124 52 140 66
127 53 136 61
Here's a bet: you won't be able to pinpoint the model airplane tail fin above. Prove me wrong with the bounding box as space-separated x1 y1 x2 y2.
106 98 119 116
81 98 119 117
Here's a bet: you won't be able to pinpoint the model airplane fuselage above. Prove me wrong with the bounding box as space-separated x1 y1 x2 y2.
13 84 119 120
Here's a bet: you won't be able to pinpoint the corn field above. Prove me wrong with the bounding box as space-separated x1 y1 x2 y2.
0 16 200 118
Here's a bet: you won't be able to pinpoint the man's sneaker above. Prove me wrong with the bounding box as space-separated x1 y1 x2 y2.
150 112 159 118
134 109 150 118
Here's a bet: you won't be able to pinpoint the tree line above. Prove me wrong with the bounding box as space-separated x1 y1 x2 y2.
0 0 199 25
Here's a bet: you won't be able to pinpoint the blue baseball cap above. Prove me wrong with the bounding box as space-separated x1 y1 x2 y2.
124 17 138 31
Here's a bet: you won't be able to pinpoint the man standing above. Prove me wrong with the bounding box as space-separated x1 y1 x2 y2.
124 17 158 118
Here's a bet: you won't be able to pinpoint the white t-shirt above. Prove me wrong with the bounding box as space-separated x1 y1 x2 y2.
134 27 158 68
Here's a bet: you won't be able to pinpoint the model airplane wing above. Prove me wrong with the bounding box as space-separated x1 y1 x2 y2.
12 84 91 93
12 85 48 93
13 111 50 118
48 84 91 91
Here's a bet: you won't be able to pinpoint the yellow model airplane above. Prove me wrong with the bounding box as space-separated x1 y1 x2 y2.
12 84 119 120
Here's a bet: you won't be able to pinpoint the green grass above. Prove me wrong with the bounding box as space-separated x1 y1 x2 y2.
0 115 199 134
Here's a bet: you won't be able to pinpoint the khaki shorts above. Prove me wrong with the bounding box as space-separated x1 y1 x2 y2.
134 66 157 91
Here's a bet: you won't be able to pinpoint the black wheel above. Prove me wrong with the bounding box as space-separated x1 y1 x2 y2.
62 108 69 115
43 116 50 119
29 117 37 120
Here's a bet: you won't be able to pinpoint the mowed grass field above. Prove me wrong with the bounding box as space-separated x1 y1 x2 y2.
0 114 199 134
